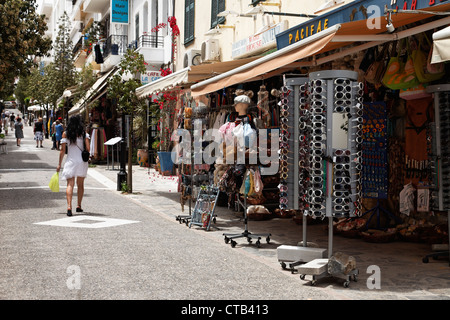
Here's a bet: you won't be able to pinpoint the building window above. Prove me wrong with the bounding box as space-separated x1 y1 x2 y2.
211 0 225 29
135 13 140 42
184 0 195 44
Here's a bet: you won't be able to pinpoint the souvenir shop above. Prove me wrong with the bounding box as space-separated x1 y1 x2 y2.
174 2 450 266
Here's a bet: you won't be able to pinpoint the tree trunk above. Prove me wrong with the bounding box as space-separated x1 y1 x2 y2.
127 114 133 193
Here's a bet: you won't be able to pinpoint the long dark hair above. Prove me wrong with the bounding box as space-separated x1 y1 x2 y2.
66 115 85 144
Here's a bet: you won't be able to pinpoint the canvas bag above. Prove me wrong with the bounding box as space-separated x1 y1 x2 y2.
365 44 389 85
382 40 420 90
412 36 445 83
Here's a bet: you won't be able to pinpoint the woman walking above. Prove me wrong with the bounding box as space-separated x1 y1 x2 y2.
34 117 45 148
56 115 90 216
14 117 24 146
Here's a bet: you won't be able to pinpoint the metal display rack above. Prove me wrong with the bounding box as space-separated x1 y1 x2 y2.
425 84 450 265
223 191 272 248
189 185 219 231
278 71 364 287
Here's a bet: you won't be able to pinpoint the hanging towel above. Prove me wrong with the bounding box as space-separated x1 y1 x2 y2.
95 44 104 64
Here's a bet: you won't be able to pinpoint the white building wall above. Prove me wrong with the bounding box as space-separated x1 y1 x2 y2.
174 0 358 71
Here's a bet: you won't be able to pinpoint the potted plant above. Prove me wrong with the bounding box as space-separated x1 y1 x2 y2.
0 133 5 144
151 92 178 176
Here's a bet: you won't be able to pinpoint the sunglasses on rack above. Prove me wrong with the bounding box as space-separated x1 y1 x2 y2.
335 92 352 100
334 177 351 184
281 87 291 94
334 156 350 163
310 79 326 87
335 85 352 92
333 197 350 205
311 100 325 108
334 204 350 212
334 149 350 156
354 82 364 90
312 94 327 101
334 106 351 114
334 78 351 86
333 190 350 198
334 99 352 106
310 141 325 150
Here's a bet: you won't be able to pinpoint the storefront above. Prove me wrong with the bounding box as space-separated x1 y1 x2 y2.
68 68 120 162
184 0 450 267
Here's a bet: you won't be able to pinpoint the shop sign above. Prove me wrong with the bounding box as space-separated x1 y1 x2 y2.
111 0 129 24
276 0 450 49
141 71 162 85
232 21 288 59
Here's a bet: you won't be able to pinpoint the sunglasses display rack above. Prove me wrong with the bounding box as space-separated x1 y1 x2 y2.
278 83 299 212
305 70 363 222
428 85 450 211
425 84 450 265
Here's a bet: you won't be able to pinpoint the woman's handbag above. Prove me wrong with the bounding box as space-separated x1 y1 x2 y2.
78 132 90 162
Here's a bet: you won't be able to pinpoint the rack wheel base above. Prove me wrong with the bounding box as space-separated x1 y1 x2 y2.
300 274 306 280
224 237 230 244
281 262 287 270
344 281 350 288
231 240 237 248
256 240 261 248
266 236 271 244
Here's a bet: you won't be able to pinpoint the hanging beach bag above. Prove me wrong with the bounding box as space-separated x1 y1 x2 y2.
383 41 420 90
412 37 445 83
365 44 389 85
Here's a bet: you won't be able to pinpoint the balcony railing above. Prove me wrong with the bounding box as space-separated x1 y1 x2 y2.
103 35 128 57
129 35 164 50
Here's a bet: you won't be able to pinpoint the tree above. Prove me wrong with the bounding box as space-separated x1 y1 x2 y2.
0 0 52 98
107 49 147 193
52 11 77 118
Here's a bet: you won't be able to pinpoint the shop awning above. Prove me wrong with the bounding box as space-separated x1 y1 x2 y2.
431 26 450 64
190 25 340 97
191 7 450 97
68 67 117 116
135 56 259 98
27 105 45 112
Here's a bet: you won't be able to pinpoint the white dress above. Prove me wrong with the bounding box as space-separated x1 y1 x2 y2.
60 134 90 180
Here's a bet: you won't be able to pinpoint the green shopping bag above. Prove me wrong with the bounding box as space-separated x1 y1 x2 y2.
49 172 60 192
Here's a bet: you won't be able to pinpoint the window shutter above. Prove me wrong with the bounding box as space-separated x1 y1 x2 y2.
211 0 225 29
184 0 195 44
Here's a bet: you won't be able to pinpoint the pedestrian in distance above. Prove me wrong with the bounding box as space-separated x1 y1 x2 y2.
56 115 90 216
34 117 45 148
55 118 64 150
10 112 15 131
2 112 8 135
14 117 24 146
51 119 57 150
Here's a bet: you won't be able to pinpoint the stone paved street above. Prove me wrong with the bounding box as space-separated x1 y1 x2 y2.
0 119 449 303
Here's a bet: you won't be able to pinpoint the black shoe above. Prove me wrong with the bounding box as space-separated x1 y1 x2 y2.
76 207 83 213
67 209 72 216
